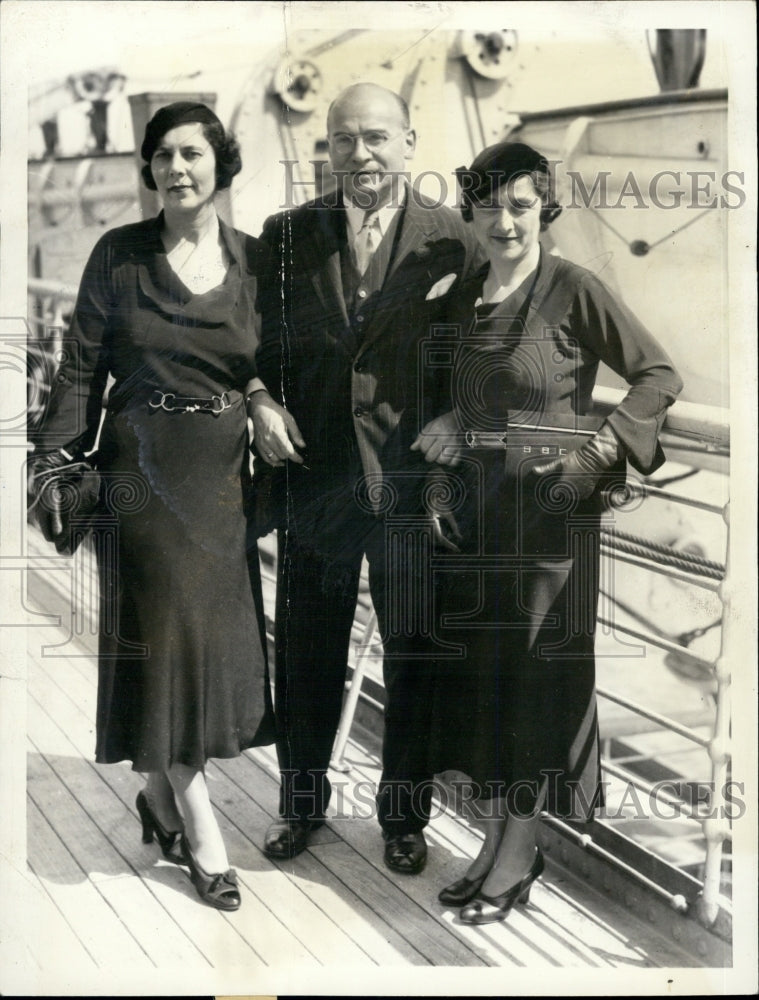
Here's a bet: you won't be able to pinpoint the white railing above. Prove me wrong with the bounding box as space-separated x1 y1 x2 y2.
28 277 78 331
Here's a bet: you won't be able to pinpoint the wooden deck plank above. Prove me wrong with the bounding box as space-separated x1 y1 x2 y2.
19 536 716 974
29 633 390 967
251 734 701 970
211 754 440 966
27 735 267 970
209 813 359 967
215 751 490 968
26 643 677 972
26 745 211 969
26 659 321 968
268 738 668 969
26 793 152 969
5 850 98 978
341 738 702 968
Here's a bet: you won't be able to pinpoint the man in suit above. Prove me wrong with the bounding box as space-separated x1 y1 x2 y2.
250 82 481 873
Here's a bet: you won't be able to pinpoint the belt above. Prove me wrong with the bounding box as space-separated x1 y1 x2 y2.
148 389 238 415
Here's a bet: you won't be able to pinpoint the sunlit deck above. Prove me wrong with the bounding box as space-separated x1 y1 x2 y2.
12 524 731 993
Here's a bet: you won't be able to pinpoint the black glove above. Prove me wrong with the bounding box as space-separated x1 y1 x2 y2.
29 449 100 553
531 423 625 502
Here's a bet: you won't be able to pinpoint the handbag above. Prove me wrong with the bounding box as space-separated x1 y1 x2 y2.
29 451 102 555
466 413 627 500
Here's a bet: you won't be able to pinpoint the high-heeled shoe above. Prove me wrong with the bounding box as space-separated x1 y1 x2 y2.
438 870 488 906
135 790 188 865
180 834 241 912
459 847 544 925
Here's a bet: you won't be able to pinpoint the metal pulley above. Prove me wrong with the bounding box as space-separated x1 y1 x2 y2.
271 55 323 113
454 29 518 79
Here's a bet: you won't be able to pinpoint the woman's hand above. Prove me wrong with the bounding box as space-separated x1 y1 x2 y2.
411 410 463 466
248 391 306 467
531 423 625 501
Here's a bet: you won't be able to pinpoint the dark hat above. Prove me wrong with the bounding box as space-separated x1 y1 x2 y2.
140 102 223 162
456 140 561 226
456 140 549 207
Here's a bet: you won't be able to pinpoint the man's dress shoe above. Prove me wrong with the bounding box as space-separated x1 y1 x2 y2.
383 830 427 874
263 818 324 860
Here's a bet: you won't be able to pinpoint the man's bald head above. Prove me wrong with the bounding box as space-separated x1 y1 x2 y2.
326 83 410 132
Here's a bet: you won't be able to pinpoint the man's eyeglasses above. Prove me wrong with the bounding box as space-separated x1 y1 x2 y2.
330 130 405 155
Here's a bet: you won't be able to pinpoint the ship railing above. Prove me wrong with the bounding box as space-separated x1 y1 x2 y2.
25 284 732 932
27 277 78 333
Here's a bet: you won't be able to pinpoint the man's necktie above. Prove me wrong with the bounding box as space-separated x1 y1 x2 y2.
353 211 381 275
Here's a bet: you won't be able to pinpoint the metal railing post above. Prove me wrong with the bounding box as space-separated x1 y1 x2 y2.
330 608 378 772
697 500 732 926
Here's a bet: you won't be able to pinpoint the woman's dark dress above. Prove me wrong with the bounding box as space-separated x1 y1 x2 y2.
427 250 682 819
40 214 275 771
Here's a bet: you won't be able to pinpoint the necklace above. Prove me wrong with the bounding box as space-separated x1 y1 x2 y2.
163 217 229 294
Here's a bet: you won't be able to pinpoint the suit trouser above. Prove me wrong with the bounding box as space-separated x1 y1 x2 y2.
273 501 434 833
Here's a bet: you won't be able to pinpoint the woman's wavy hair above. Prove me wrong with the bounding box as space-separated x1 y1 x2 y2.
140 108 242 192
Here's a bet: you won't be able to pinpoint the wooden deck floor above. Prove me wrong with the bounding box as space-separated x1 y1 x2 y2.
10 529 719 995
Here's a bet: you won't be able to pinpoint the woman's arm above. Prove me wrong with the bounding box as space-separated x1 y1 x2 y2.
35 233 115 456
574 271 684 474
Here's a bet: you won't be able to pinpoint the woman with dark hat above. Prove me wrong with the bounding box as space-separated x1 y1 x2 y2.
30 102 275 911
413 141 683 923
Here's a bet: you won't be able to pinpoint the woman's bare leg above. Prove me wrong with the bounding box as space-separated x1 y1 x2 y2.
166 763 229 874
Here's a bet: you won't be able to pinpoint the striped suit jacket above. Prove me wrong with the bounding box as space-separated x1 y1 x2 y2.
257 189 482 508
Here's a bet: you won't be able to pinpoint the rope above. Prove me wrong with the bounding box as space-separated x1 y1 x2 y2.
601 527 725 580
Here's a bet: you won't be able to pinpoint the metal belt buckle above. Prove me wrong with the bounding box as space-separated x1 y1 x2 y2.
209 392 231 415
148 390 177 412
465 429 508 448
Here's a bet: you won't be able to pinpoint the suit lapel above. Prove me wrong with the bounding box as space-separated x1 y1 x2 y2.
303 201 349 327
387 196 438 283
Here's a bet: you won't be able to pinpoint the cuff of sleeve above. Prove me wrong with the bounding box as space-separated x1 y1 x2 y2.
605 409 666 474
245 378 269 401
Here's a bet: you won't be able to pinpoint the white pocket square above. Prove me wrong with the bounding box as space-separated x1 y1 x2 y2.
425 273 458 300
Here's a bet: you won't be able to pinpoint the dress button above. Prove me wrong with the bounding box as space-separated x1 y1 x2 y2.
353 406 364 417
357 289 367 299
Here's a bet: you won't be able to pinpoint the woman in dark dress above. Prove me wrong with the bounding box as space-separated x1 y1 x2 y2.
31 103 275 911
413 141 683 923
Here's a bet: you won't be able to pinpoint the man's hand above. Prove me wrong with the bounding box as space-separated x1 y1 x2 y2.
248 392 306 466
424 465 463 552
429 508 462 552
411 410 463 466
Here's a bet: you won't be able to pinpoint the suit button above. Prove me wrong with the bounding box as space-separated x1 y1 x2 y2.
354 362 366 373
356 314 365 323
357 289 367 299
353 406 364 417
